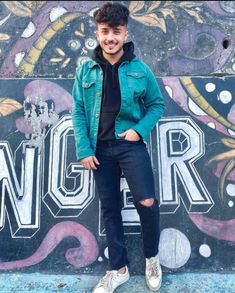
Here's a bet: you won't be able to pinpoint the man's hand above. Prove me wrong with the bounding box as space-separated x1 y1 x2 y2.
80 156 100 170
118 129 140 141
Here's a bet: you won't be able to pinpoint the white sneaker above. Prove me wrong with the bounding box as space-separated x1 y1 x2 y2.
145 254 162 291
92 266 130 293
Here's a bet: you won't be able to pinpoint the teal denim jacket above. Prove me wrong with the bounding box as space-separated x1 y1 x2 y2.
72 57 164 161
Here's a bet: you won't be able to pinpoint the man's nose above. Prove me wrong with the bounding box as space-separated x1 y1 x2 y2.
107 34 114 41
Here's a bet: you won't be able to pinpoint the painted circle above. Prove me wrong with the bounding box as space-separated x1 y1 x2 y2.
85 38 97 50
226 184 235 196
218 90 232 104
76 56 91 67
104 247 109 259
159 228 191 269
98 256 103 262
199 244 211 258
205 83 216 92
68 39 81 51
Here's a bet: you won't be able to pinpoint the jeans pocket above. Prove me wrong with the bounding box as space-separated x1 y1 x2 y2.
124 139 143 145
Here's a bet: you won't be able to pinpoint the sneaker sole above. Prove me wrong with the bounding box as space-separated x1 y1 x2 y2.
113 278 130 292
92 276 130 293
146 278 162 292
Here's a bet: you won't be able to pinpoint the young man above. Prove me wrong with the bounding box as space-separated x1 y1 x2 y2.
72 3 164 292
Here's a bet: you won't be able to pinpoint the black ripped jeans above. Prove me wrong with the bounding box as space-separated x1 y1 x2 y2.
93 139 160 270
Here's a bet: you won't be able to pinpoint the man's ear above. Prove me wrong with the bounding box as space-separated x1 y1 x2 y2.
125 31 129 41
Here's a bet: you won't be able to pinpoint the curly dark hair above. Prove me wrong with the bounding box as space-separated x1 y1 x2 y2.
93 2 129 27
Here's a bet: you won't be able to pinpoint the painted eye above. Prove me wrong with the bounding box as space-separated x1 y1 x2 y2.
76 56 90 67
68 40 81 51
85 38 97 50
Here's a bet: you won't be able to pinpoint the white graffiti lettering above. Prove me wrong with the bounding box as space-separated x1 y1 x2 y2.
156 117 214 214
0 116 213 238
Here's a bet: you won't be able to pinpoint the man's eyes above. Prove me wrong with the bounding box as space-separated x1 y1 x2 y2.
101 30 121 34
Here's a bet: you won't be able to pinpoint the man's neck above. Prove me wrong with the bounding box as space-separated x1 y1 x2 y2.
102 48 124 65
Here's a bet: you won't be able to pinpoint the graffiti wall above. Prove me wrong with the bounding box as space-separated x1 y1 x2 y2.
0 1 235 274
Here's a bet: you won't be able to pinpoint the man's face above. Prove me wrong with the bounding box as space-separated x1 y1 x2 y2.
96 23 128 56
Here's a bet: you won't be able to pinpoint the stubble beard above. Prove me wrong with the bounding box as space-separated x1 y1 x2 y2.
103 41 124 56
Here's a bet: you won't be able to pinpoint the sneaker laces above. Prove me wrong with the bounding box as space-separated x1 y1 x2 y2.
147 257 161 278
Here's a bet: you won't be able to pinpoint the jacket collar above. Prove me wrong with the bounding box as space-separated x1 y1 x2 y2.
88 60 98 68
88 57 138 69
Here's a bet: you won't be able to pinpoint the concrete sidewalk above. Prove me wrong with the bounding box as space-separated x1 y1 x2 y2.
0 272 234 293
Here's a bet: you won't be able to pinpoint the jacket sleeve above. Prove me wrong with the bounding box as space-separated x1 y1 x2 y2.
72 67 95 161
131 65 165 141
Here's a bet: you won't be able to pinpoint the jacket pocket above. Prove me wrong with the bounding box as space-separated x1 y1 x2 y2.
127 71 145 79
82 80 95 89
82 79 96 101
81 80 96 121
126 71 146 100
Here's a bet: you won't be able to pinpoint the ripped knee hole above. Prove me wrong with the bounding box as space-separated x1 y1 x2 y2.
139 198 155 207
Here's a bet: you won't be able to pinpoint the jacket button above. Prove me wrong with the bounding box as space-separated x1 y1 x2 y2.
95 113 99 118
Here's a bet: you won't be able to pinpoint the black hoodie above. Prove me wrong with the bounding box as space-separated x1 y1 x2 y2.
92 42 135 141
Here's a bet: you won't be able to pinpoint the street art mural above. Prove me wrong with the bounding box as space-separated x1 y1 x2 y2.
0 1 234 77
0 1 235 275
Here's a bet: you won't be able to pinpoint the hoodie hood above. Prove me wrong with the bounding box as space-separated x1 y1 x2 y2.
92 41 135 65
92 41 135 89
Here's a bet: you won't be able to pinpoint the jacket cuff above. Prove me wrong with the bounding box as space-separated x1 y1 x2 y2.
131 125 148 142
76 149 95 162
